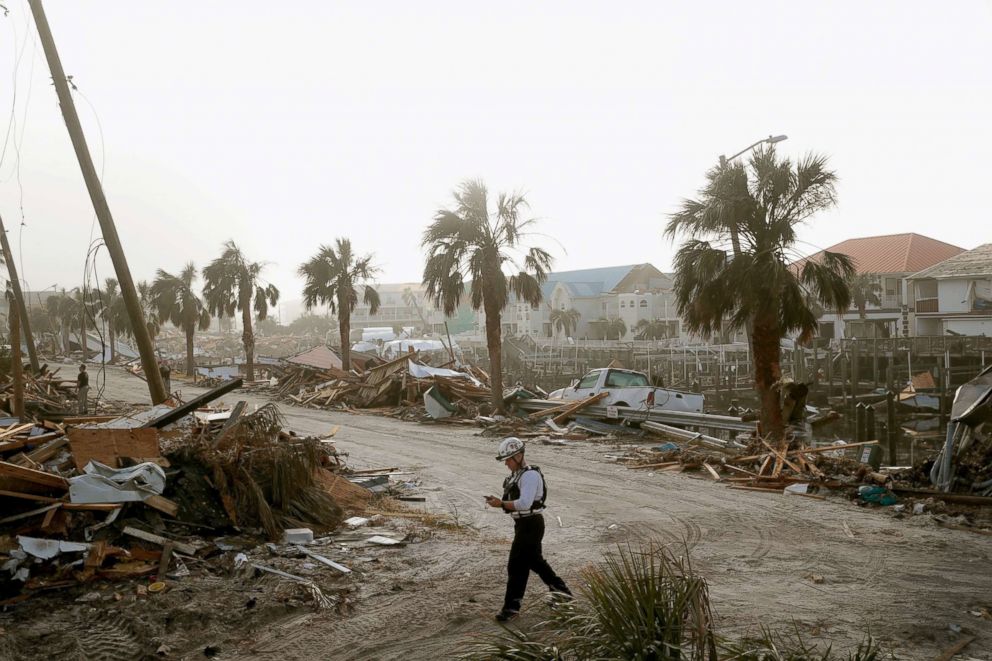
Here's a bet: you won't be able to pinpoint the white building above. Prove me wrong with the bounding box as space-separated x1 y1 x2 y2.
906 243 992 337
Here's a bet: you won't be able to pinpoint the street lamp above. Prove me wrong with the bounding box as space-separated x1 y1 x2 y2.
719 134 788 167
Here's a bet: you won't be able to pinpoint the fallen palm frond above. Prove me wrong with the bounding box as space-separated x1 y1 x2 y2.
191 403 343 539
719 624 884 661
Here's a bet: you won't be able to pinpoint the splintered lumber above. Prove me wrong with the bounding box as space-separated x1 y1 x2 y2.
552 392 610 425
760 439 805 474
0 489 59 503
143 494 179 517
0 461 69 489
142 378 243 429
123 526 196 555
627 461 680 470
296 546 351 573
0 502 61 523
0 423 35 440
702 463 722 481
212 400 247 448
726 485 781 493
731 440 879 464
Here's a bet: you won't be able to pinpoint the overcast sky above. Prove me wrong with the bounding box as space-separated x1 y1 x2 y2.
1 1 989 321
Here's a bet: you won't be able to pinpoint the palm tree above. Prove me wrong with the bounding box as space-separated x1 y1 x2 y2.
847 273 882 320
202 241 280 381
634 318 670 340
549 307 580 341
666 147 854 439
151 263 211 382
135 281 161 342
95 278 129 362
45 291 73 355
607 317 627 340
299 238 380 372
422 180 553 412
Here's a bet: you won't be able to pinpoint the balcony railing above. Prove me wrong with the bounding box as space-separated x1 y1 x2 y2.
915 298 939 313
880 294 903 309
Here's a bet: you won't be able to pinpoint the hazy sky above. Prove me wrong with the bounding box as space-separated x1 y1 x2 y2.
1 1 989 321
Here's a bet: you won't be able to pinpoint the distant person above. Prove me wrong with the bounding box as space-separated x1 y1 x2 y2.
691 377 701 394
76 364 89 414
159 361 172 394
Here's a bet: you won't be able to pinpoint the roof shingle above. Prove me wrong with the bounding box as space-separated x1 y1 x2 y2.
907 243 992 280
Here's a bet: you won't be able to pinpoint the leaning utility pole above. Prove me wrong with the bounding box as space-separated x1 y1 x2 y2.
28 0 166 403
0 213 40 372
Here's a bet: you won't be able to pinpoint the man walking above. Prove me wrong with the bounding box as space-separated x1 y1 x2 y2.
76 364 89 414
159 361 172 394
486 437 571 622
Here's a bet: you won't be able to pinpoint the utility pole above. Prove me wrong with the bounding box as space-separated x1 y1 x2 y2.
28 0 166 404
0 213 40 372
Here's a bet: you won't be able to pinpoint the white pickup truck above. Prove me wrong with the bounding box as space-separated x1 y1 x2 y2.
547 368 704 413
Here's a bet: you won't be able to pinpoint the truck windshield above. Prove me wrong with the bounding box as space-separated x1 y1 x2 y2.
576 372 601 389
604 370 649 388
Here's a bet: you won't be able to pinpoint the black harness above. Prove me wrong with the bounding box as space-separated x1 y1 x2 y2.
502 465 546 515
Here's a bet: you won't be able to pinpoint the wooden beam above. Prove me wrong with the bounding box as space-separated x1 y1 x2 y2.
122 526 196 555
142 378 243 429
552 392 610 425
0 461 69 489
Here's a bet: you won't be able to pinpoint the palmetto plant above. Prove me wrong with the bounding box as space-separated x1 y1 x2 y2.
151 263 211 381
298 238 381 372
203 241 279 381
666 148 854 439
422 180 553 412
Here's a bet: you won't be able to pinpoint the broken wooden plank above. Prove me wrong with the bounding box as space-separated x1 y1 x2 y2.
552 392 610 425
143 494 179 517
142 378 243 429
157 542 174 577
211 400 247 448
122 526 196 555
627 461 680 470
61 503 123 512
760 439 805 474
726 485 781 493
0 461 69 489
702 462 722 481
0 502 61 523
0 489 59 503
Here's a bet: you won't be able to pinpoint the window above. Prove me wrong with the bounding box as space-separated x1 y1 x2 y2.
639 300 647 308
604 370 650 388
577 372 601 389
620 301 626 308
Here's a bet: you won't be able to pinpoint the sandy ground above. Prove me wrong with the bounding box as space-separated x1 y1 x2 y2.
65 365 992 659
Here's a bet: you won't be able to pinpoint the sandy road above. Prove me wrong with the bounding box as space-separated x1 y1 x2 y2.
82 364 991 660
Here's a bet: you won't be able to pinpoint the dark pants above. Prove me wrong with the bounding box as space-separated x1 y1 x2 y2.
502 514 570 612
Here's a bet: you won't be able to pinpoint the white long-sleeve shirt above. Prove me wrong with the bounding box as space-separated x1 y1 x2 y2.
511 469 544 513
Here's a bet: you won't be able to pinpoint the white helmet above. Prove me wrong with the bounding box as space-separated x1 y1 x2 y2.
496 437 525 461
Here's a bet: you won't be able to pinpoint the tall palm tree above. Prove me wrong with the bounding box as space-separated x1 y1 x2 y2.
151 263 211 382
422 180 553 412
298 238 380 372
203 241 279 381
45 291 74 355
847 273 882 320
667 147 854 439
136 281 161 341
550 307 580 341
95 278 129 362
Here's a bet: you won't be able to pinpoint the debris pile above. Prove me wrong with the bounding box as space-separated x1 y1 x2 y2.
0 383 396 611
0 366 79 417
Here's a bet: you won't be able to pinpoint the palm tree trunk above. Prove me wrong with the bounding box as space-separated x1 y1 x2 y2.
339 308 351 372
186 325 196 384
109 326 117 362
80 305 87 359
752 312 784 440
62 323 70 355
241 304 255 381
483 298 505 414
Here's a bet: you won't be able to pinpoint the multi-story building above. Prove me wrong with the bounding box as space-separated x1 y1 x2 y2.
795 233 964 339
906 243 992 336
